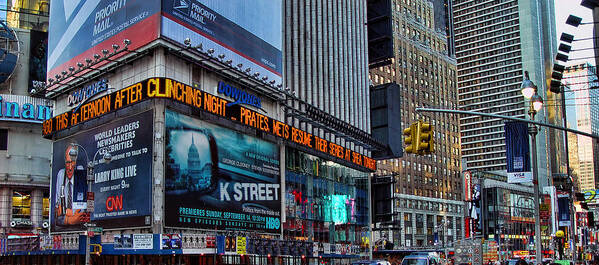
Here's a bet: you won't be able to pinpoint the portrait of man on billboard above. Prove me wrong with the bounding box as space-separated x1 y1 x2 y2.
54 144 88 226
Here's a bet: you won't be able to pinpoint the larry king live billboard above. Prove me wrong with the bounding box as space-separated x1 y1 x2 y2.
47 0 161 83
50 111 153 232
161 0 283 84
164 110 281 233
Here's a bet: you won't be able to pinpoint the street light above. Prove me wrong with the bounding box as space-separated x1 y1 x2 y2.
520 71 543 264
68 144 111 265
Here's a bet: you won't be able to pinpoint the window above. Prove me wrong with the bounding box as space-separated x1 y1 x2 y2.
0 129 6 150
12 190 31 220
43 191 50 218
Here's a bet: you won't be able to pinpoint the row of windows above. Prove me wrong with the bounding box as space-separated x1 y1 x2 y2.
457 32 520 56
462 101 524 115
456 25 520 48
460 91 521 107
458 57 521 78
462 145 506 156
458 67 520 88
455 6 518 35
467 159 507 169
459 78 522 97
457 40 520 65
453 0 515 18
455 8 518 30
461 120 504 131
458 62 520 83
461 132 506 144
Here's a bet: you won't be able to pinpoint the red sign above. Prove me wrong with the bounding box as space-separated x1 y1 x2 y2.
465 217 471 238
464 171 472 201
87 192 94 200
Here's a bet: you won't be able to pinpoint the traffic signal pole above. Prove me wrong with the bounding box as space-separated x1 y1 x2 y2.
415 108 599 140
416 107 599 261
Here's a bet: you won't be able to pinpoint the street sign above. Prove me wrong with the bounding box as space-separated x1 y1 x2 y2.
90 227 103 233
87 191 95 212
87 200 95 212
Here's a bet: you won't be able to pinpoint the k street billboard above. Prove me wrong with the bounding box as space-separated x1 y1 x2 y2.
50 111 153 232
165 110 281 233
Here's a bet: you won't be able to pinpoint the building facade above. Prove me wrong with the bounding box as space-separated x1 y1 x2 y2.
1 1 378 264
282 0 376 252
0 0 52 238
369 0 464 249
453 0 563 187
563 63 599 191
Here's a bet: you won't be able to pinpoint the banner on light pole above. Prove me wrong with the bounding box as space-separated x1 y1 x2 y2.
505 122 532 183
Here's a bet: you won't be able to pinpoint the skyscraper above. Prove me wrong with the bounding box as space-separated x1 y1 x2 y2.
453 0 561 185
563 63 599 191
283 0 370 133
370 0 463 248
282 0 377 252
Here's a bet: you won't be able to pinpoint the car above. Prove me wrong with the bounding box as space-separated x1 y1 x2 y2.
351 260 392 265
402 252 442 265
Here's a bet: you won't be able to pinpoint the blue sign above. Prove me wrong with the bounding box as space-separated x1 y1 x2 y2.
47 0 161 83
217 81 262 109
505 121 532 183
0 95 53 123
67 79 108 108
50 111 153 232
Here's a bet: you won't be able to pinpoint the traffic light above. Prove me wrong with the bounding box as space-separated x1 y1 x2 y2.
403 123 416 154
417 121 434 154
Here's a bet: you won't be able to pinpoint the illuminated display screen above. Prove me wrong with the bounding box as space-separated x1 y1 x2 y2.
43 78 376 171
324 195 355 224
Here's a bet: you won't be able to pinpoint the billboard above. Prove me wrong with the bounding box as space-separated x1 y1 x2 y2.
47 0 161 84
162 0 283 84
50 111 153 232
164 110 281 233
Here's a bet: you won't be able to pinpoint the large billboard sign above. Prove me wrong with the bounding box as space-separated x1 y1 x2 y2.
50 111 153 232
161 0 283 84
164 110 281 233
42 78 377 171
47 0 161 85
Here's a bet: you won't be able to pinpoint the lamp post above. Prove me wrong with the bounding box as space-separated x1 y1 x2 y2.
520 71 544 264
68 144 112 265
435 218 448 262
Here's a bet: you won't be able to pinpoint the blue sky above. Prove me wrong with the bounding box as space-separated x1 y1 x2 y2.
555 0 595 67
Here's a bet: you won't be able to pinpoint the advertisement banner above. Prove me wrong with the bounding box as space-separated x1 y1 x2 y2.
28 30 47 93
50 111 153 232
161 234 182 249
47 0 161 83
504 122 532 183
557 192 571 226
164 110 281 233
161 0 283 84
464 171 472 202
133 234 154 249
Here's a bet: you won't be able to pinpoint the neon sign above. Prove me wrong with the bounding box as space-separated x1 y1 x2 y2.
42 78 376 171
0 95 53 123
